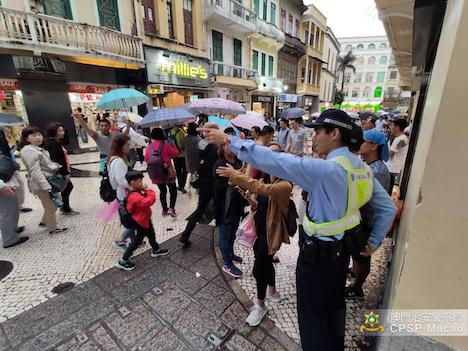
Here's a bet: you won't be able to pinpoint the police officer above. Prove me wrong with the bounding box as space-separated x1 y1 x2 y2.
200 109 396 351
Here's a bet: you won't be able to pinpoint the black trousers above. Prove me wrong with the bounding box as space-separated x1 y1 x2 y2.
157 183 177 211
173 157 187 190
180 184 213 240
136 148 144 163
61 180 74 212
253 233 275 301
123 221 160 261
296 239 349 351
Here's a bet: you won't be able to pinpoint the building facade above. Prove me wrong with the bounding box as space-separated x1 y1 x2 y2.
319 26 340 110
336 36 400 110
0 0 145 151
297 4 326 116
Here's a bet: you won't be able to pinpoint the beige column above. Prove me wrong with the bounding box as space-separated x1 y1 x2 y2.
173 0 184 42
156 0 169 38
191 0 203 48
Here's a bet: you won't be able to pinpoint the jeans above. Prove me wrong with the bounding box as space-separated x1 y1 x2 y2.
61 180 74 212
218 221 239 266
173 157 187 190
123 221 160 261
0 189 20 247
79 127 88 144
157 183 177 211
180 184 213 240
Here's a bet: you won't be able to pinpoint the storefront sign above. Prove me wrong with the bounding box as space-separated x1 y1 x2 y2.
148 84 164 95
0 79 19 91
252 95 273 103
145 48 210 88
68 83 121 94
277 94 298 103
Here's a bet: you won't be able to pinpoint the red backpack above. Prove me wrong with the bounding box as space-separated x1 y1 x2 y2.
147 142 167 181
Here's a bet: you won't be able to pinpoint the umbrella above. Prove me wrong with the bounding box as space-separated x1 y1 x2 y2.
231 112 267 130
119 112 143 124
139 108 195 129
0 113 24 127
96 88 149 110
189 98 246 115
281 107 305 119
311 112 321 118
208 116 240 137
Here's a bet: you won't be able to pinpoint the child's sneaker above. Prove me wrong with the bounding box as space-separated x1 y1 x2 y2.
162 210 169 216
112 240 128 250
151 248 169 258
222 264 243 278
116 259 136 271
167 208 177 217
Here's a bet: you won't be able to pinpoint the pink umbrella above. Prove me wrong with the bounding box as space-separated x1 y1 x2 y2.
231 112 268 130
189 98 246 115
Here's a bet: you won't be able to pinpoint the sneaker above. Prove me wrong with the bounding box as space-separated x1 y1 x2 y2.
179 236 192 248
245 305 268 327
272 255 280 263
231 255 243 264
49 228 68 234
178 187 187 194
3 236 29 248
222 264 243 278
112 240 128 250
116 259 136 271
167 208 177 218
151 248 169 257
61 209 80 215
266 291 282 303
20 207 33 213
39 222 46 227
138 240 147 249
344 286 364 299
162 210 169 216
16 226 25 234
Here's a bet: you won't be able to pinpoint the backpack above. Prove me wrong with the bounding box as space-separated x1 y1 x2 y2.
118 192 139 229
99 164 117 203
147 142 167 181
189 140 209 189
284 198 298 237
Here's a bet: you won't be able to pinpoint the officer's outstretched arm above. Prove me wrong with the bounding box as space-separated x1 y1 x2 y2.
368 179 397 248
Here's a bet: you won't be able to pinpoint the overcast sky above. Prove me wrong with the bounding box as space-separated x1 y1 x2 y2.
305 0 387 38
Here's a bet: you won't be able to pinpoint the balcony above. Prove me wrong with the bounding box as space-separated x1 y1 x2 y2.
306 46 323 61
283 33 306 57
255 76 283 93
211 61 257 88
203 0 257 35
0 7 144 66
254 20 285 48
297 83 320 96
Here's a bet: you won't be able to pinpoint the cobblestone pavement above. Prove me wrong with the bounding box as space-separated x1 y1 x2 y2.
0 224 299 351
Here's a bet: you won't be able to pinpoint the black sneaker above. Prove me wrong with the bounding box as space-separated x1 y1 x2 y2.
3 236 29 248
177 187 187 194
179 236 191 248
116 259 136 271
344 286 364 299
39 222 46 227
20 208 33 213
49 228 68 234
151 248 169 258
16 226 25 234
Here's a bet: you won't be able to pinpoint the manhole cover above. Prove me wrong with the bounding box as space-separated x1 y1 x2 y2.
52 282 75 294
0 261 13 281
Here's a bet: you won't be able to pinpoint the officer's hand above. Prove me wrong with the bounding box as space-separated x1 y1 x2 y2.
0 185 15 197
216 164 235 178
360 242 376 257
198 128 227 145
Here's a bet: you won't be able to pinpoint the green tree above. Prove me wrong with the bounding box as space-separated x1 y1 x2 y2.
337 51 356 92
334 90 345 105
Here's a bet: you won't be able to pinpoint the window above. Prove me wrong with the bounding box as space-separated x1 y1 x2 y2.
254 0 259 15
368 56 376 65
363 86 371 97
379 56 388 65
344 73 351 83
345 44 352 51
356 56 364 65
309 29 314 46
387 86 395 94
356 44 364 49
268 55 274 77
304 30 309 45
167 0 174 39
270 2 276 25
252 50 259 71
183 0 193 45
295 19 299 38
142 0 156 35
354 73 362 83
262 0 267 20
212 30 223 75
390 70 398 80
308 69 312 84
327 49 330 69
233 39 242 66
261 53 266 76
377 72 385 83
368 43 376 49
301 67 306 83
365 72 373 83
97 0 120 31
352 88 359 98
287 14 293 34
40 0 73 19
379 43 387 48
280 9 286 31
343 88 349 96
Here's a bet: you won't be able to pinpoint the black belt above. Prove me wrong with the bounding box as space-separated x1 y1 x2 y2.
299 229 345 263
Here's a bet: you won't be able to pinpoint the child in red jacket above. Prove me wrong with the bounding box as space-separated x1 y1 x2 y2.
116 170 169 271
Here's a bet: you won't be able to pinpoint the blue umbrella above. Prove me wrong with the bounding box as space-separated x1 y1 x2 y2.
139 108 195 129
96 88 149 110
0 113 24 126
208 116 240 137
281 107 305 119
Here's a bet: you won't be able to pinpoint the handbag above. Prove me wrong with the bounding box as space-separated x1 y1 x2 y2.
46 174 67 193
0 154 17 182
236 215 257 248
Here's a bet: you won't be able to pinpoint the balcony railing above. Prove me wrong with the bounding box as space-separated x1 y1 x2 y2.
0 7 144 63
211 61 257 80
257 20 285 45
384 93 400 99
205 0 257 33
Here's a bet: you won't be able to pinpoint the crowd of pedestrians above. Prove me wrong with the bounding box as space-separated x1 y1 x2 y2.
0 106 409 351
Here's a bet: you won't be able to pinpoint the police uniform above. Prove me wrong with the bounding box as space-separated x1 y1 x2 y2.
228 109 396 351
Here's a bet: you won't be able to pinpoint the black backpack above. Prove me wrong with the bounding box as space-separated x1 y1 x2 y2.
99 169 117 203
118 192 139 229
284 198 298 237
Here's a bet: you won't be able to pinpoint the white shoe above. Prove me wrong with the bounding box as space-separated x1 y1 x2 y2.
266 291 282 303
245 305 268 327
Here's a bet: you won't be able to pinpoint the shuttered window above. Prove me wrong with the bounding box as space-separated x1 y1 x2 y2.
40 0 73 19
252 50 259 71
142 0 156 35
261 53 266 76
183 0 193 45
167 0 175 39
268 55 274 77
97 0 120 31
212 30 223 74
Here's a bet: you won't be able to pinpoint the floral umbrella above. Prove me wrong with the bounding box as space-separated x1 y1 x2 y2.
188 98 246 115
231 112 267 130
139 108 195 129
